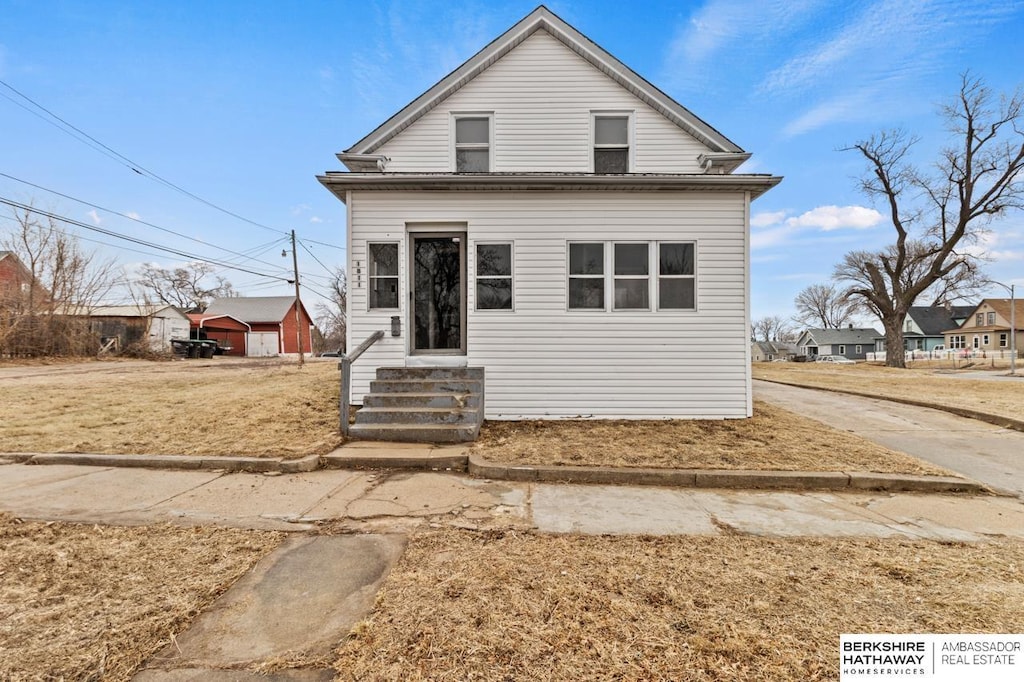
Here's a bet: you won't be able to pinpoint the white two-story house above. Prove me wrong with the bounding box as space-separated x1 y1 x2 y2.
319 6 780 429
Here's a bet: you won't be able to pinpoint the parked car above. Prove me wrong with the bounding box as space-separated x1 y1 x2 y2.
816 355 855 364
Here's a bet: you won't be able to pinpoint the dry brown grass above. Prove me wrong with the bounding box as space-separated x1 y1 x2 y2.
0 358 342 458
334 529 1024 681
754 362 1024 423
0 512 283 681
472 400 953 475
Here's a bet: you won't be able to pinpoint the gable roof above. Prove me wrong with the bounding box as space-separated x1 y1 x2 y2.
957 298 1024 328
87 305 187 319
907 305 976 335
205 296 302 323
799 328 881 345
343 5 744 164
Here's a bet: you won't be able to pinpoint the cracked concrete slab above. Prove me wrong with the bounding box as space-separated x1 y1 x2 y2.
313 471 526 521
0 465 224 520
140 534 405 676
149 470 373 525
864 494 1024 540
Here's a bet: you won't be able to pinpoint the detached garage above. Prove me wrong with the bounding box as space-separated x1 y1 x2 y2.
187 313 250 356
203 296 314 356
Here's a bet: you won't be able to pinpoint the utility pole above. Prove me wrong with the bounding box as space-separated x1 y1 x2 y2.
290 230 305 366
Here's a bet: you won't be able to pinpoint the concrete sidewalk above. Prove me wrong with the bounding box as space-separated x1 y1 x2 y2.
2 459 1021 540
4 459 1023 680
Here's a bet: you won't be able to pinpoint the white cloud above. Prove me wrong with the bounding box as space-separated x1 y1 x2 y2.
751 210 788 228
785 205 883 231
87 209 101 225
751 204 883 250
309 215 323 224
126 211 141 220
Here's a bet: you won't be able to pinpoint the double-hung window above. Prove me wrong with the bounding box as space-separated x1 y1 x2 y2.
368 243 399 309
987 312 996 325
476 243 513 310
658 243 695 310
1000 333 1009 347
613 243 649 310
568 243 605 309
593 113 630 173
454 115 491 172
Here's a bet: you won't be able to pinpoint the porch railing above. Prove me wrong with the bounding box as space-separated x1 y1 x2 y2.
339 330 385 437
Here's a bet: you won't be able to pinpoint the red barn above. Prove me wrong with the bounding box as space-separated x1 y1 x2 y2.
187 313 250 356
203 296 314 357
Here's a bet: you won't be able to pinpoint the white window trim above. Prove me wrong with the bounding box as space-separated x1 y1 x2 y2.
1000 333 1009 347
612 242 651 311
567 241 607 312
838 345 846 355
983 334 990 346
656 241 697 312
474 240 514 312
451 112 494 172
855 345 862 354
366 241 401 312
590 110 634 173
566 240 698 312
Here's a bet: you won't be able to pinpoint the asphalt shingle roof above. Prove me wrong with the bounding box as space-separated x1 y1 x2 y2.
204 296 297 323
908 305 975 335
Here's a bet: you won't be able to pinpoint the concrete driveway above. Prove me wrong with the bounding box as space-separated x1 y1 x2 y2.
754 379 1024 498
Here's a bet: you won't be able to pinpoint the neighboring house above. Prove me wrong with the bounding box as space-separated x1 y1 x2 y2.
187 313 251 356
872 305 974 353
0 250 45 310
86 305 191 353
318 6 781 420
751 341 797 362
203 296 314 357
943 299 1023 354
796 327 881 361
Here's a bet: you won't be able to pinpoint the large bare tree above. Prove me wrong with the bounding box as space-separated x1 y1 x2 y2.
793 283 861 329
835 74 1024 368
133 261 236 312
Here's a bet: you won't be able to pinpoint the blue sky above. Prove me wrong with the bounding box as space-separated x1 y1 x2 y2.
1 0 1022 321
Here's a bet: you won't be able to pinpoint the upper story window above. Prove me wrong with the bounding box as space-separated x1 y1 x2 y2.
453 114 491 172
976 313 984 326
593 113 631 173
987 312 996 325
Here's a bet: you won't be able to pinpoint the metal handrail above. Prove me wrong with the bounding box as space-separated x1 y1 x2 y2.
339 330 385 437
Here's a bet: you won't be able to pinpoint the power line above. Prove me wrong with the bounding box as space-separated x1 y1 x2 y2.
0 77 291 237
0 171 291 271
0 197 290 283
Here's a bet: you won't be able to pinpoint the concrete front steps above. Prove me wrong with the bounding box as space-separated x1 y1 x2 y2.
350 367 484 443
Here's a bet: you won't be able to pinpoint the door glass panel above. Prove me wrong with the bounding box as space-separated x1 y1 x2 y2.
413 237 462 351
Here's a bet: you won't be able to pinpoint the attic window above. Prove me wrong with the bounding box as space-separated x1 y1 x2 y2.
454 115 491 172
593 114 630 173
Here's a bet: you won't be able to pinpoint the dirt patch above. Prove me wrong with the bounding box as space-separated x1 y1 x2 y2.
754 363 1024 423
0 512 283 681
334 529 1024 681
0 358 342 458
472 400 953 475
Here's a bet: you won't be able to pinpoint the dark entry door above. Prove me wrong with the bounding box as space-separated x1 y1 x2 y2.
410 234 466 354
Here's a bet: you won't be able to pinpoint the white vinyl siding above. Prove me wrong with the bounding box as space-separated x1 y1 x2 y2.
346 189 750 419
375 31 710 172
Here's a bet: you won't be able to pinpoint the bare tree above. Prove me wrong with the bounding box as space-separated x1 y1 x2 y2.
835 74 1024 368
134 262 236 312
314 267 347 353
751 315 794 342
793 283 861 329
1 203 117 356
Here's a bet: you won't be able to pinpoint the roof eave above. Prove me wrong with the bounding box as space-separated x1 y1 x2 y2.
317 172 782 201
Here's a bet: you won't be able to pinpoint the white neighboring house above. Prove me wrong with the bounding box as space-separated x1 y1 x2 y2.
87 305 191 352
318 6 781 420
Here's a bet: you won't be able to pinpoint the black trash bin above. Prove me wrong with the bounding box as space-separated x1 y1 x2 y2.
200 344 215 359
186 344 200 359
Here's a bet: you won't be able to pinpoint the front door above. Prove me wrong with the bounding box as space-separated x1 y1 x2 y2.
410 233 466 354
